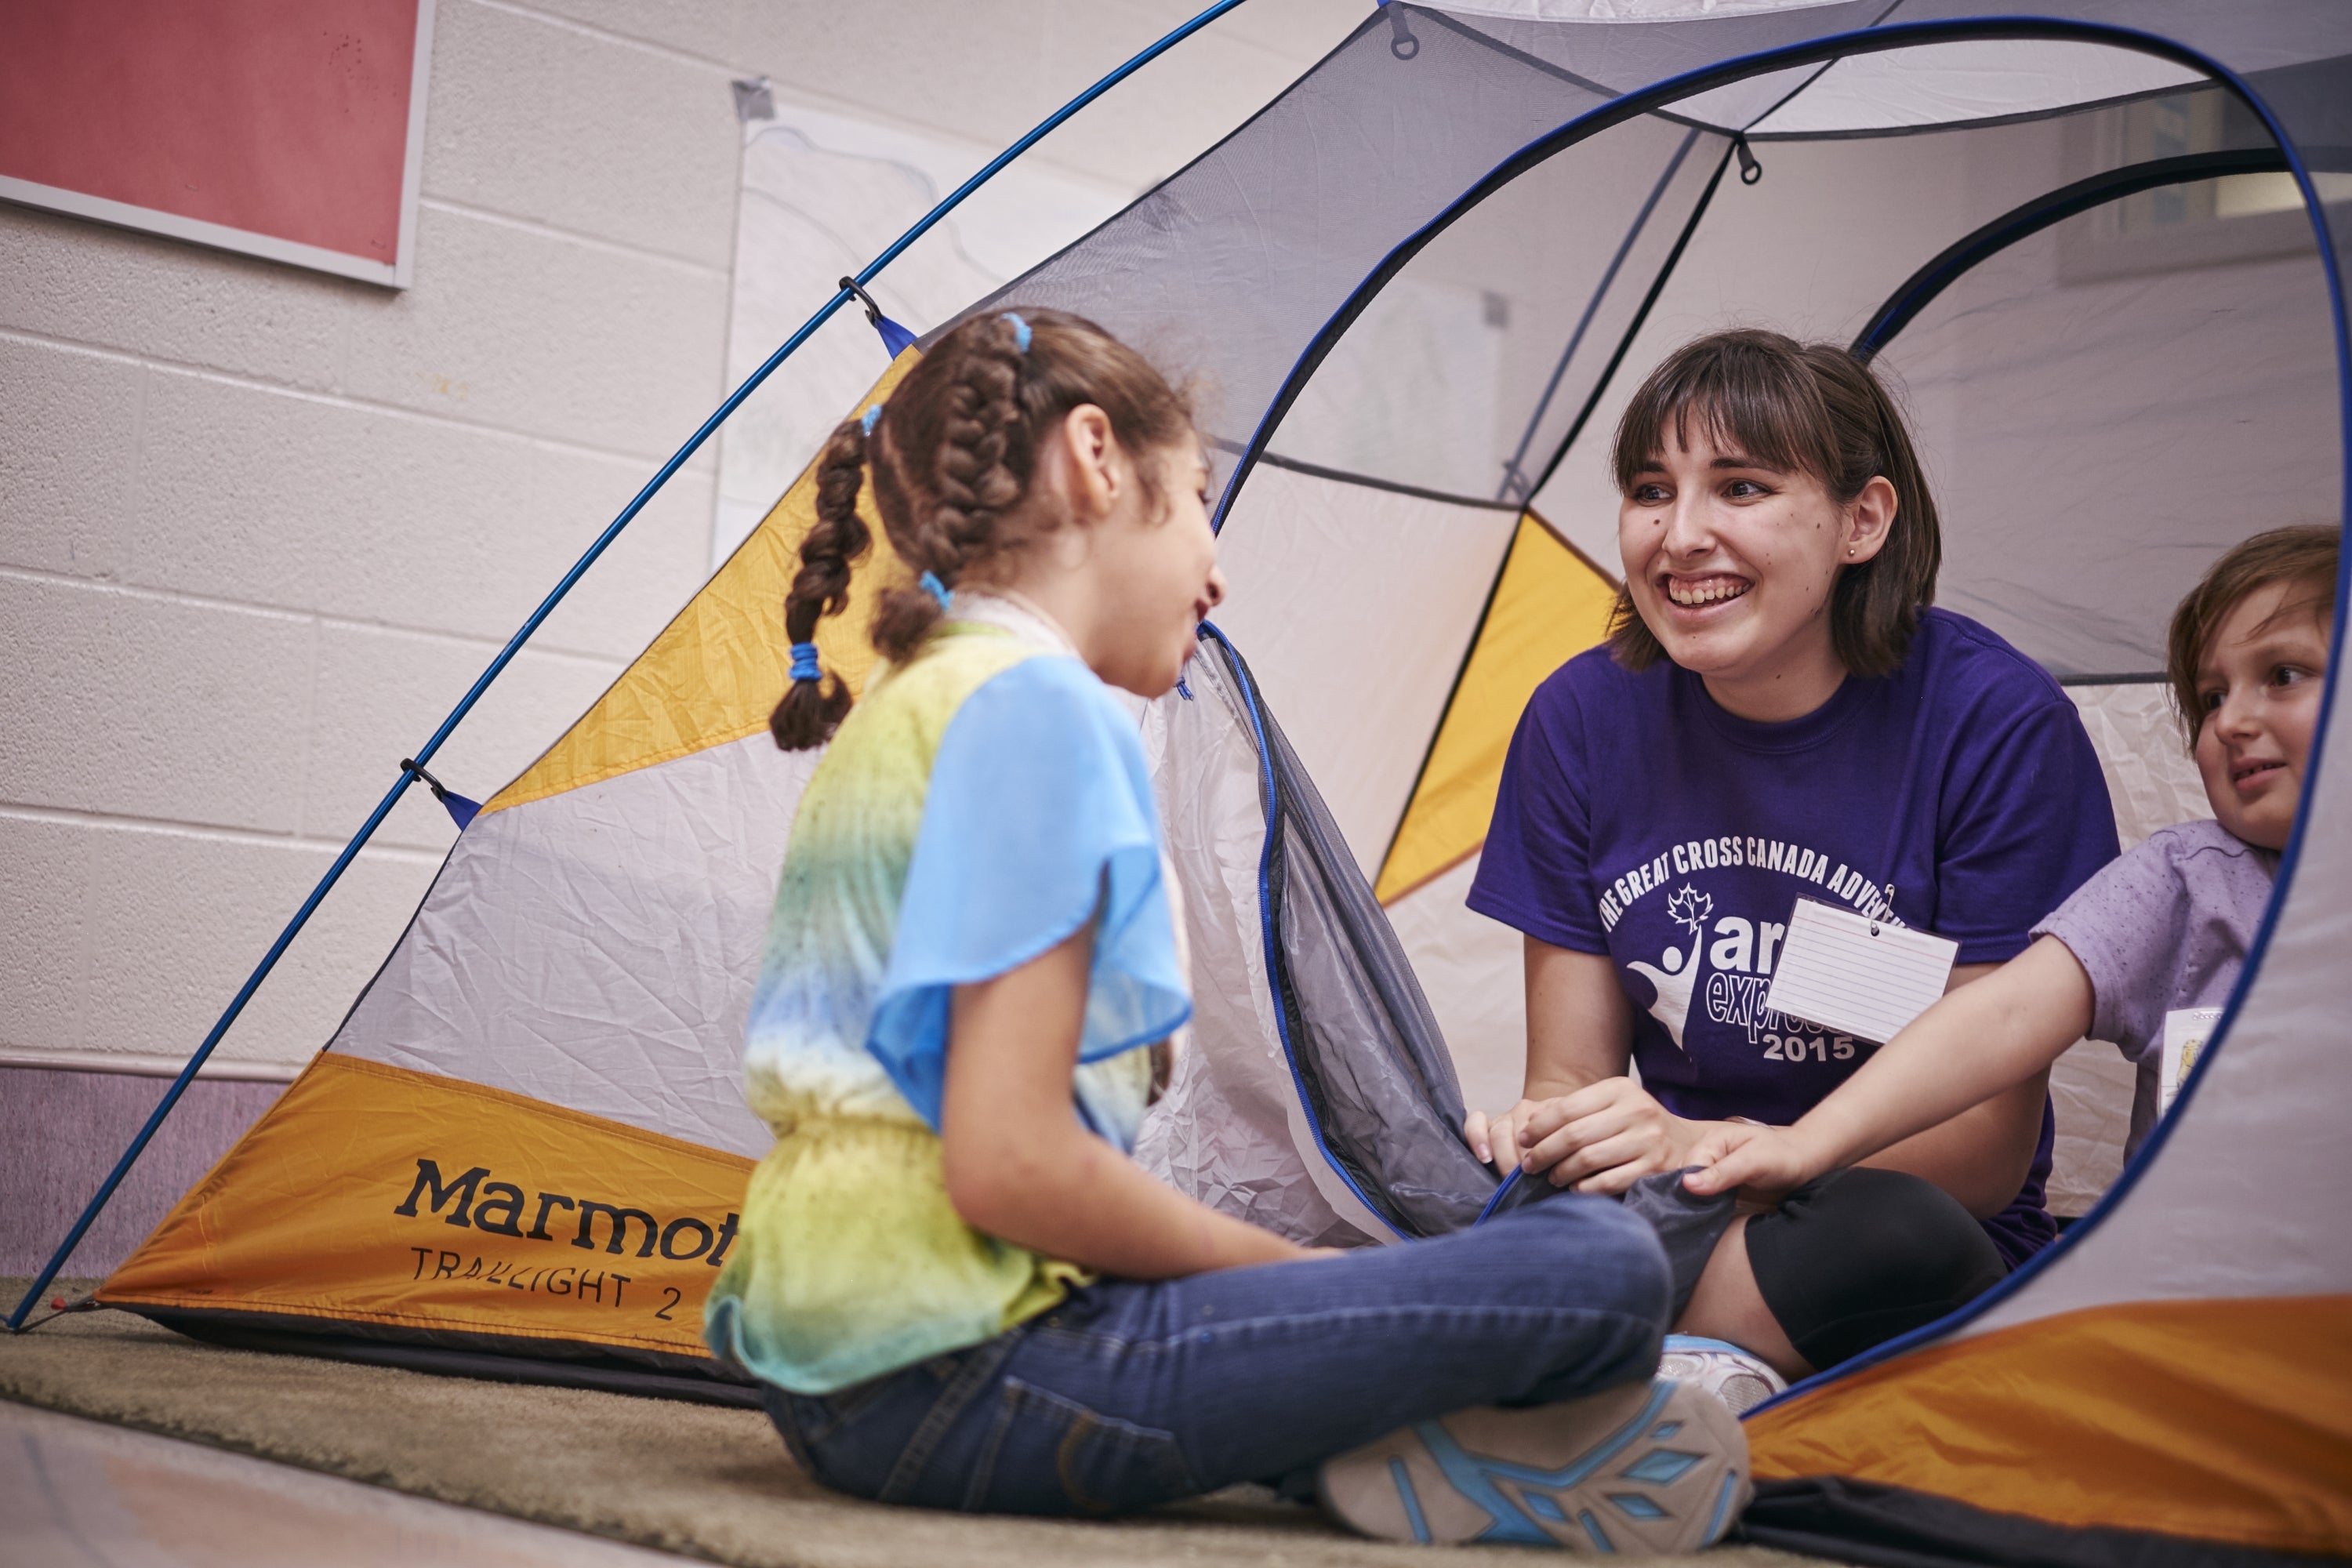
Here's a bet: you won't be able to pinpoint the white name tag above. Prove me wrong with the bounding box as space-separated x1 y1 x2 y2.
2160 1007 2223 1116
1762 898 1958 1046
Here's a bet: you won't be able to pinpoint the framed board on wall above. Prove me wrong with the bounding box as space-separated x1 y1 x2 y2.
0 0 434 288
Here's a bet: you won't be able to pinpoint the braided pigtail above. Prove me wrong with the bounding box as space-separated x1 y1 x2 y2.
768 414 874 750
855 307 1193 666
869 314 1037 662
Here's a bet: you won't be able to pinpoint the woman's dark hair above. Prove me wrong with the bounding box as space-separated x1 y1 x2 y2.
1607 328 1942 678
770 307 1194 750
2165 523 2339 750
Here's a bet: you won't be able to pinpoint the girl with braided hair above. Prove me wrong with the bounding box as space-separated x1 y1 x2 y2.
705 309 1746 1548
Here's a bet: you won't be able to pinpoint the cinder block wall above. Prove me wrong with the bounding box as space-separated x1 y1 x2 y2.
2 0 1359 1276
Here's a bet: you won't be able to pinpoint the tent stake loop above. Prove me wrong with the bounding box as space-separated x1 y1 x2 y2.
1387 5 1417 60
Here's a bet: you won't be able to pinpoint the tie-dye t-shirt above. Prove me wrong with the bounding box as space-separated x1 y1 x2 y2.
704 609 1191 1395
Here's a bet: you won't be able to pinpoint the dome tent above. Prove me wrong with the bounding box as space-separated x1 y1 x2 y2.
18 0 2348 1559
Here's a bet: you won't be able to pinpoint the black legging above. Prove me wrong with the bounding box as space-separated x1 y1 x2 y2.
1743 1167 2008 1370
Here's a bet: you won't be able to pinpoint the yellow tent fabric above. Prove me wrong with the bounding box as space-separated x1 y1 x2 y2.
1746 1293 2352 1557
102 1054 755 1360
1376 512 1618 904
486 350 919 815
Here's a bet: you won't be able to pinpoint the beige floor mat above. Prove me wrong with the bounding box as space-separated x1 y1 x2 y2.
0 1283 1818 1567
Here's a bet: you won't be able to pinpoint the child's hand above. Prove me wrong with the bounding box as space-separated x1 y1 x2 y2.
1679 1123 1824 1200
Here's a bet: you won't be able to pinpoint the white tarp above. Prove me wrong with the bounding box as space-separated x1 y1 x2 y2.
1745 42 2202 137
1211 464 1519 878
333 734 811 1157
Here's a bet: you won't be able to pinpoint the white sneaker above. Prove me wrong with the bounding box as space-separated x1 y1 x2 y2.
1316 1377 1750 1552
1659 1334 1787 1416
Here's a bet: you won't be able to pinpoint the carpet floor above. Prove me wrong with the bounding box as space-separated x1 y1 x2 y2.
0 1283 1822 1567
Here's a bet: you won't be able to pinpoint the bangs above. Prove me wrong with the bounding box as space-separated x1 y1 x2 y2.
2165 524 2340 746
1610 341 1839 497
1604 328 1942 681
2245 577 2338 641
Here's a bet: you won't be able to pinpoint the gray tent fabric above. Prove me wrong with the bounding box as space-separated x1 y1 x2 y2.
1138 626 1499 1243
1137 622 1740 1323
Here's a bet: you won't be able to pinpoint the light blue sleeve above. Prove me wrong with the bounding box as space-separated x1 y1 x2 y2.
866 656 1192 1130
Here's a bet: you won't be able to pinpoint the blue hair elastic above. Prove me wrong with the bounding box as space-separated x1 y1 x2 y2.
789 642 822 683
860 404 882 435
1000 312 1032 353
918 571 953 612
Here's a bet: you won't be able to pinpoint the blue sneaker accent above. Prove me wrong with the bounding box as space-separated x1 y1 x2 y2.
1705 1466 1744 1542
1579 1509 1616 1552
1387 1457 1432 1545
1412 1423 1552 1544
1522 1490 1568 1522
1410 1381 1676 1544
1651 1421 1682 1439
1610 1492 1668 1519
1622 1447 1701 1485
1664 1334 1758 1356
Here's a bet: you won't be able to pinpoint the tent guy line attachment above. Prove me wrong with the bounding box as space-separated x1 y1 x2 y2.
401 757 482 831
5 0 1265 1336
839 276 917 358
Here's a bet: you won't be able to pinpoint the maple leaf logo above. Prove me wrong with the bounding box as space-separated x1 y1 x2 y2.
1667 884 1711 938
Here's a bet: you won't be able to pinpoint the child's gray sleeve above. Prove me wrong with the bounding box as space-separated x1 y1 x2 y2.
2028 841 2190 1063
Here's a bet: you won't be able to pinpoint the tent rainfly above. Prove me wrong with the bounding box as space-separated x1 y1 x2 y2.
22 2 2350 1563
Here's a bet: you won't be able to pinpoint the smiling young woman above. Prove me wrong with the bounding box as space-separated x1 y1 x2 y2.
1609 333 1939 721
1463 329 2121 1385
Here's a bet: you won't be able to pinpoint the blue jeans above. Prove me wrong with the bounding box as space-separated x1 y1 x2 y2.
761 1196 1670 1516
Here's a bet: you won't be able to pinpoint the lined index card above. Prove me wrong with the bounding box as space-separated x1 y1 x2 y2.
1762 898 1958 1045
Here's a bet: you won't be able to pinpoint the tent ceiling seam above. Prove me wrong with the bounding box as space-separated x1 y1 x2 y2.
1730 0 1905 136
1523 140 1737 504
1497 125 1710 504
1220 16 2241 543
1209 441 1522 514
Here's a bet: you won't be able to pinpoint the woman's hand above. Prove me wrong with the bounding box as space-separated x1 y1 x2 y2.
1465 1101 1545 1172
1472 1080 1713 1196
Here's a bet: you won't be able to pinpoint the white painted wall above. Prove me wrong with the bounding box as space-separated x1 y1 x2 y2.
0 0 1363 1075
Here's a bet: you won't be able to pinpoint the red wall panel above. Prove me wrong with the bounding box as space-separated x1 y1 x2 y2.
0 0 423 275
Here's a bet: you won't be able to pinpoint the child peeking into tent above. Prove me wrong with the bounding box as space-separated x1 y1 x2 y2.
700 308 1748 1550
1686 524 2338 1211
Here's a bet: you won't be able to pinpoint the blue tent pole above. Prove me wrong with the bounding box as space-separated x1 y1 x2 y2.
6 0 1261 1334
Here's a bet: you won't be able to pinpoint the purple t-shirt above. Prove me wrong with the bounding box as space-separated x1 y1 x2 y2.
1468 608 2118 1267
2032 817 2275 1161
